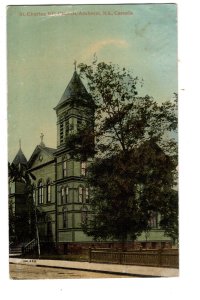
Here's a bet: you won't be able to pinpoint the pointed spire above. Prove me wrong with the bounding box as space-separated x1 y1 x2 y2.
12 142 28 167
54 67 92 110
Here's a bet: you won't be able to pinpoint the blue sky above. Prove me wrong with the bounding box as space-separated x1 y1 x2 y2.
7 4 177 162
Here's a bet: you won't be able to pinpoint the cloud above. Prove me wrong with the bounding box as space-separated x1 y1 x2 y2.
81 39 129 61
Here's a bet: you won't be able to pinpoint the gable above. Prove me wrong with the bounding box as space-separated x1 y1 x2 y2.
28 146 55 170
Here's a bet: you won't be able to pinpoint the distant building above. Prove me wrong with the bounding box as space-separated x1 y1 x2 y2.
9 69 172 253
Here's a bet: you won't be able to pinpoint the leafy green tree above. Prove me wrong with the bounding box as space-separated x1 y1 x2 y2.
82 140 178 244
8 162 36 184
73 61 178 244
159 189 178 244
78 62 177 157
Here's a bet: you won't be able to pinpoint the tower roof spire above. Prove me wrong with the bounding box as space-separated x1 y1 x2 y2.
12 141 27 167
54 66 93 110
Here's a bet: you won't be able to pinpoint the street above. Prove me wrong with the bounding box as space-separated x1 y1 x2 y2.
9 263 135 279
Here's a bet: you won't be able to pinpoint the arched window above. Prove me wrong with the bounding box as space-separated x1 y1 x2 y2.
60 186 69 204
38 181 43 204
81 161 87 176
61 186 65 205
46 180 51 203
79 186 84 203
63 207 67 228
81 206 88 224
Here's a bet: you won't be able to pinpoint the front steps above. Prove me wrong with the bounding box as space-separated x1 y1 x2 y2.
9 240 37 257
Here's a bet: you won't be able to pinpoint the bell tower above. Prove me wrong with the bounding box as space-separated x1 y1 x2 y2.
54 64 94 150
54 65 95 247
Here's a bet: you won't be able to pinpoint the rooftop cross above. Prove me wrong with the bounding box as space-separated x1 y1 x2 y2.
40 133 44 143
19 139 21 149
40 133 45 147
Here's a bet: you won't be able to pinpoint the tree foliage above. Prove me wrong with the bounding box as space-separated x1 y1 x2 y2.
8 162 36 242
83 141 178 242
8 162 36 184
78 62 177 158
76 61 178 243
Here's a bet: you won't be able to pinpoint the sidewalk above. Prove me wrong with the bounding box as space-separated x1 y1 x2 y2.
9 258 179 277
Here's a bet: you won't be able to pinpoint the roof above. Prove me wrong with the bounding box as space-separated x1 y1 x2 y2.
54 71 93 110
42 146 56 155
12 148 28 167
28 145 56 168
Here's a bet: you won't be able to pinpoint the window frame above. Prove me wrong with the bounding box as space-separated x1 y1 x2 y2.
63 159 67 177
78 186 84 203
61 186 65 205
46 180 51 203
81 161 87 176
38 181 44 205
65 186 69 203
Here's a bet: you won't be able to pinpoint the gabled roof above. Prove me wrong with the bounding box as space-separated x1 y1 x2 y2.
12 148 28 167
28 145 56 168
42 146 56 155
54 71 93 110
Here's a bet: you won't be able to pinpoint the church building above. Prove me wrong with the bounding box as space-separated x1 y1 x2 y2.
9 67 172 253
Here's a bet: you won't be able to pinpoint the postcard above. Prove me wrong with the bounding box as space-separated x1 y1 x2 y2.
7 4 178 280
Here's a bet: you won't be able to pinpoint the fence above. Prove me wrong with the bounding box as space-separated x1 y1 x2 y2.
22 239 37 255
88 248 179 268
